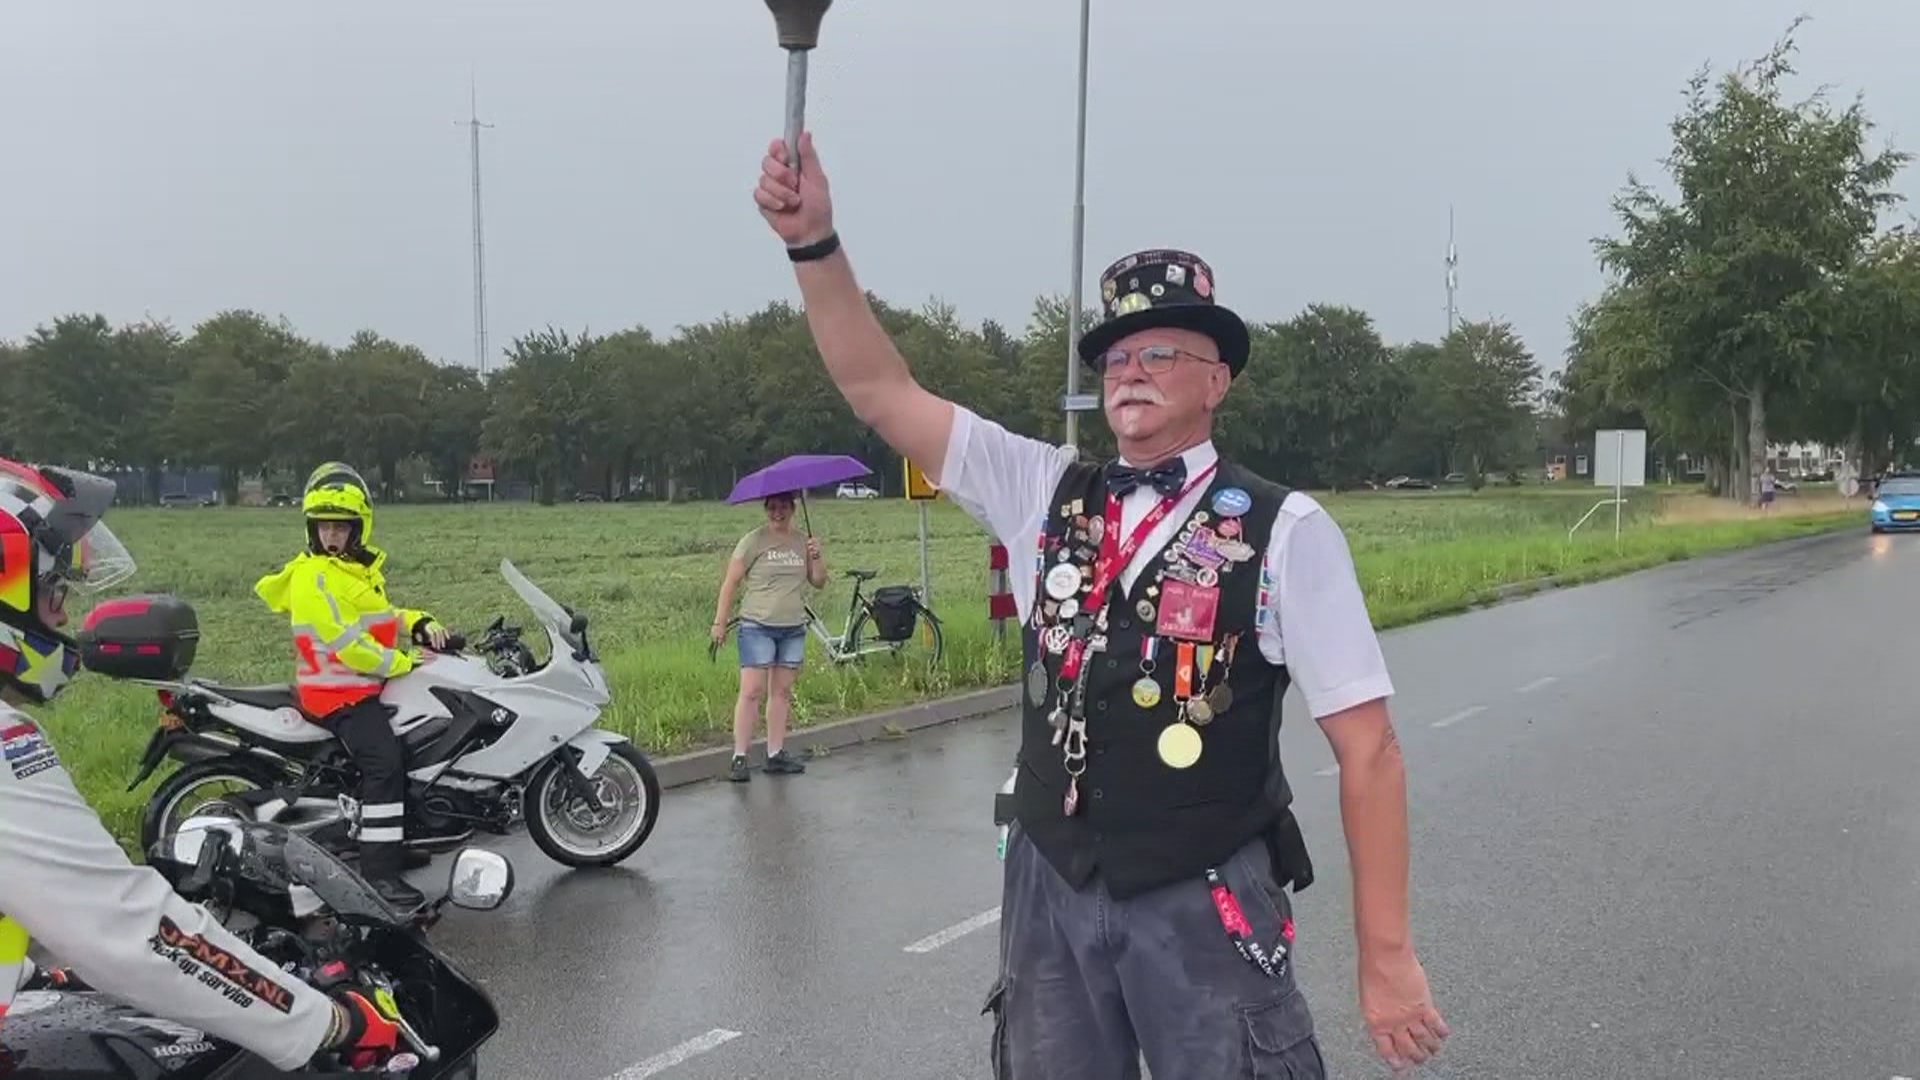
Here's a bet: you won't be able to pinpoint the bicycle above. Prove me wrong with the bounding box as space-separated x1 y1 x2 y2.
713 568 944 668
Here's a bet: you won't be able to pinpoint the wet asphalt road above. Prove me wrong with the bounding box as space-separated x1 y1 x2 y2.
424 525 1920 1079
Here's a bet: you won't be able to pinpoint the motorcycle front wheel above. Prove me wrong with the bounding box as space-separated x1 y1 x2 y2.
524 741 661 869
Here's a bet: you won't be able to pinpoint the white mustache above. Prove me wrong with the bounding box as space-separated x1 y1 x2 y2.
1109 385 1166 407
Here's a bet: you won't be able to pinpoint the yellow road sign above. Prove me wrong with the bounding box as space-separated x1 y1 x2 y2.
904 458 942 501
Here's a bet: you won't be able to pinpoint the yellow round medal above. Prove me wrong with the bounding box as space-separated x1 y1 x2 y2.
1131 677 1162 708
1157 722 1202 769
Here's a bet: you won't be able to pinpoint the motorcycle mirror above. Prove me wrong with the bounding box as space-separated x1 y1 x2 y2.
445 848 515 911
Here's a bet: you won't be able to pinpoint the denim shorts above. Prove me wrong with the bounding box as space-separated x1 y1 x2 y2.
737 619 807 669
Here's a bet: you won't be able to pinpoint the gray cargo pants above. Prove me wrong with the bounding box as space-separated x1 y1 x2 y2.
983 824 1326 1079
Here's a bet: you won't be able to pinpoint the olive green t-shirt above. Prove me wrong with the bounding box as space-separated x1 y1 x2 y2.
733 526 811 627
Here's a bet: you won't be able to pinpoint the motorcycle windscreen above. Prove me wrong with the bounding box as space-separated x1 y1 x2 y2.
499 558 582 645
271 826 419 926
169 819 417 928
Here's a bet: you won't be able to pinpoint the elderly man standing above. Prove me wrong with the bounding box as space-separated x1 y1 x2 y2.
753 132 1448 1077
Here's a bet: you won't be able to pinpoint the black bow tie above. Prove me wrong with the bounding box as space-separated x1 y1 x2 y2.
1106 458 1188 499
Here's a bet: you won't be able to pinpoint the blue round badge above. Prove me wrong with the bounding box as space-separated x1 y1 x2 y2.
1211 487 1252 517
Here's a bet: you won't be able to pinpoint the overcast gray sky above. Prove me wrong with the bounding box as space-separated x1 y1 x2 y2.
4 1 1917 383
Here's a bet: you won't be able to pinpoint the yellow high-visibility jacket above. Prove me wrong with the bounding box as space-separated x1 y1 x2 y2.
254 546 436 720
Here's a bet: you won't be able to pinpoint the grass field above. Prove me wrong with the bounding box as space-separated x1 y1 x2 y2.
30 483 1861 846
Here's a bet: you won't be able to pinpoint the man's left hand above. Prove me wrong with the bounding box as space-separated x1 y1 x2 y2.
1360 947 1448 1072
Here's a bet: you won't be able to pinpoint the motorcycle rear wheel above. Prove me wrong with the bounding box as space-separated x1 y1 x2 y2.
524 741 660 868
139 757 288 855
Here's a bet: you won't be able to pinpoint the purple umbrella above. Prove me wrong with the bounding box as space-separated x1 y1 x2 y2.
725 453 872 534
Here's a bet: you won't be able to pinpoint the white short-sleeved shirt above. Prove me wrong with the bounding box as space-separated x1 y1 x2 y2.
939 406 1394 720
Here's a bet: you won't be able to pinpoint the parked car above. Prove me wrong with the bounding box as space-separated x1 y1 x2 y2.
836 483 880 499
158 492 215 508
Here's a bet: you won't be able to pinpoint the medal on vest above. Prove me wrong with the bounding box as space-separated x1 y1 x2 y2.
1186 644 1217 725
1131 635 1162 707
1026 661 1049 707
1205 634 1241 715
1132 678 1162 708
1157 720 1202 769
1158 641 1204 768
1206 684 1234 715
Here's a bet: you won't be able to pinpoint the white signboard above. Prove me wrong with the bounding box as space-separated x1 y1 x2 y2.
1593 429 1648 489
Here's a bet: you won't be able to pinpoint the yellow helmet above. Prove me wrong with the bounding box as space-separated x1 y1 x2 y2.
302 462 374 554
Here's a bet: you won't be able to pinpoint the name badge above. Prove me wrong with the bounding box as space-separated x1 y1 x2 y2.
1154 579 1219 641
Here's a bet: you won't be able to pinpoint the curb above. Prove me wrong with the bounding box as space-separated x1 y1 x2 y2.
652 684 1020 790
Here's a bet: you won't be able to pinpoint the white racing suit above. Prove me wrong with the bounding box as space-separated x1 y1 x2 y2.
0 701 336 1069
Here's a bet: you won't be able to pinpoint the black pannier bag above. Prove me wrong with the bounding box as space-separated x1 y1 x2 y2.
868 585 919 642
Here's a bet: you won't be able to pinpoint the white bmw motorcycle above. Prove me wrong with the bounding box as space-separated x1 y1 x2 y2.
80 559 661 870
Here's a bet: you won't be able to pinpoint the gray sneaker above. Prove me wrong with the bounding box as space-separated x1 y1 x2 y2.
764 748 807 775
727 754 751 782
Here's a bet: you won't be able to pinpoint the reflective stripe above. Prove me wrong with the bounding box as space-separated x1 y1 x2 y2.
361 803 404 821
287 577 411 715
359 826 404 843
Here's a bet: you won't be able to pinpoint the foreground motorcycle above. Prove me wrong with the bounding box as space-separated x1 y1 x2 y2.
80 558 661 870
0 816 512 1078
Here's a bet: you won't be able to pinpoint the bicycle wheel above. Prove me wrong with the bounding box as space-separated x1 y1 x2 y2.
845 600 944 673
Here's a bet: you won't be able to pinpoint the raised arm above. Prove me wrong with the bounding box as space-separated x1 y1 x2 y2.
754 133 956 482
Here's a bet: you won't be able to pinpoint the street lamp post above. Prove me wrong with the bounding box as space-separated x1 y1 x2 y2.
1063 0 1092 449
763 0 833 171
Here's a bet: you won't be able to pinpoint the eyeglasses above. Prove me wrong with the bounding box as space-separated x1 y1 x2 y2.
1096 345 1219 379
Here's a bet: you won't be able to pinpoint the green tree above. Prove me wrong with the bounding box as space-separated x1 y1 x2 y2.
1592 17 1909 501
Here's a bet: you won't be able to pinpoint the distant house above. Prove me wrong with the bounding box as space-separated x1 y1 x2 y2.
1763 441 1846 479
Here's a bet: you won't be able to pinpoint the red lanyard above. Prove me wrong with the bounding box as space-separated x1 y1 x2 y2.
1090 461 1218 602
1060 460 1218 681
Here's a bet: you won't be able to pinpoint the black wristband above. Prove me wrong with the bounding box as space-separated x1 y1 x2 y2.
787 231 841 263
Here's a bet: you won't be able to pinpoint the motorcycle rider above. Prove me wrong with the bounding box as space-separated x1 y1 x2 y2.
255 462 450 913
0 457 406 1070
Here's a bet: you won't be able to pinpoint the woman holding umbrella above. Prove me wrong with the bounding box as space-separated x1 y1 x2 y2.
712 490 825 781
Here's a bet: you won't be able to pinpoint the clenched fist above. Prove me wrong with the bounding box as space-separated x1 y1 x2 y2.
754 131 835 249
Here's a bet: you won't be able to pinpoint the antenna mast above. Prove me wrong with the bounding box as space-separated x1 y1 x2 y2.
458 80 495 375
1444 204 1459 337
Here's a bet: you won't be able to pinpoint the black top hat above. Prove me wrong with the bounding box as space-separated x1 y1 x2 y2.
1077 248 1250 377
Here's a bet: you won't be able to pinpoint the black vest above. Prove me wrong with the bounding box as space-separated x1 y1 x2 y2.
1012 457 1314 901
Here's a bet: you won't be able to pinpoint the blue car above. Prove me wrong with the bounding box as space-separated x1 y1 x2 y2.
1870 475 1920 532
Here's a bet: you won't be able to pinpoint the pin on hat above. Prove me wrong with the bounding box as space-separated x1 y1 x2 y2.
1077 248 1251 377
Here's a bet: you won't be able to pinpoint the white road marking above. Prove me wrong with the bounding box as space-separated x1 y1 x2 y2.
1430 705 1487 729
904 907 1001 953
1314 764 1340 777
605 1029 742 1079
1515 676 1558 694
